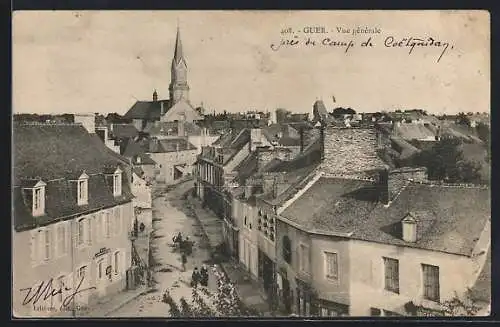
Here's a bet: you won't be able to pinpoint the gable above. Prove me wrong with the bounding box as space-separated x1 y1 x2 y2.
161 100 203 122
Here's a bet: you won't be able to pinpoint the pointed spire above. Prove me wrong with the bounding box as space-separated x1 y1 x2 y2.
173 22 184 64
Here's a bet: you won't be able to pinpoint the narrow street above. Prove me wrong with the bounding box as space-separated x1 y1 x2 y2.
109 180 217 317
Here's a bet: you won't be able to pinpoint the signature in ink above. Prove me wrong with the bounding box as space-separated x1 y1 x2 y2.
19 275 96 310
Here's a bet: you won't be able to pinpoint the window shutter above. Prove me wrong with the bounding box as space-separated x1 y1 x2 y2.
30 230 37 266
87 218 92 245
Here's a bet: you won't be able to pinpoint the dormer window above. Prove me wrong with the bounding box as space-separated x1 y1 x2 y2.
402 214 417 243
77 172 89 206
113 167 122 197
31 180 46 217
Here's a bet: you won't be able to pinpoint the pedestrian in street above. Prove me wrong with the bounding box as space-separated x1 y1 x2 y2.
173 232 183 245
191 267 200 288
200 264 209 287
181 253 187 271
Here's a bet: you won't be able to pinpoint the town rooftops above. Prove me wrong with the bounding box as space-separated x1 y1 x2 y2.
201 129 251 165
280 177 490 256
13 123 134 232
122 139 157 165
143 120 203 136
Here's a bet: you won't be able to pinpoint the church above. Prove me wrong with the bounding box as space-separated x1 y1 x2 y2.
124 26 204 131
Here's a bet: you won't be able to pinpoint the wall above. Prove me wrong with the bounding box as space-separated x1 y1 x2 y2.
310 234 351 306
131 173 152 209
188 135 220 153
235 197 259 278
12 202 134 317
321 127 384 175
149 149 198 184
348 239 477 316
74 114 95 134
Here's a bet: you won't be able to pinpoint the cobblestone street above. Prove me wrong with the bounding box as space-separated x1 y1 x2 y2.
109 180 217 317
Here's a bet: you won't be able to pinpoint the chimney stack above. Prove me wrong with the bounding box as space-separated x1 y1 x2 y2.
160 101 165 116
319 124 325 161
378 168 390 205
153 90 158 102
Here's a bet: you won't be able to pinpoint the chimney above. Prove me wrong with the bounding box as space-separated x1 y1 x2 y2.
272 176 279 199
299 127 305 153
161 101 165 116
378 168 390 205
153 89 158 102
402 214 417 242
244 184 253 199
250 128 262 151
319 124 325 161
176 142 180 152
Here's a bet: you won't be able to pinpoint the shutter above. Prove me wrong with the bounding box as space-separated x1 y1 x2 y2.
29 230 37 266
87 218 92 245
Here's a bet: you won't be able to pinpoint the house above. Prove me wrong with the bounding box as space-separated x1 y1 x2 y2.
123 26 203 131
13 122 136 317
124 136 198 184
121 138 158 183
275 168 490 317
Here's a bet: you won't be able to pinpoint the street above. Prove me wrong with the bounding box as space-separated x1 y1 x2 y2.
109 180 217 317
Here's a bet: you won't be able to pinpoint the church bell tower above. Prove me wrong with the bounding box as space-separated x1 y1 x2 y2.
169 24 190 104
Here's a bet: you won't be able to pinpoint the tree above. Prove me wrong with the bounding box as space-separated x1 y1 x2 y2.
442 289 482 316
414 138 482 183
456 112 471 126
162 264 260 317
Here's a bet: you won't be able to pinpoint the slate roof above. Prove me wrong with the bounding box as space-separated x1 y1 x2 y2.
143 120 202 136
393 123 436 140
123 99 171 120
128 137 197 154
281 178 490 256
110 124 139 139
122 139 157 165
13 123 134 232
203 129 251 165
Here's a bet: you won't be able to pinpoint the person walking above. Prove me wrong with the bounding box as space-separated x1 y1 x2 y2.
181 253 187 271
200 264 209 287
191 267 200 288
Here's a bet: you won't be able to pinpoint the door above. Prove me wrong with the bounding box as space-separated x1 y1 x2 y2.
96 258 107 297
283 277 291 313
75 265 89 305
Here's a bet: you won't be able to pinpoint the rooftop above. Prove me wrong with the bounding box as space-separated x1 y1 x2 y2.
281 177 490 256
13 123 134 231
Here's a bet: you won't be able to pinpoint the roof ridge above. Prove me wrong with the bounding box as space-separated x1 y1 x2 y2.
322 173 376 182
18 122 84 127
410 180 489 189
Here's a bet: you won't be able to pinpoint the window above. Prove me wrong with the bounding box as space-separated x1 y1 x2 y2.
283 236 292 264
105 212 111 238
299 244 309 272
57 276 65 303
325 252 338 281
44 229 51 260
78 265 87 283
114 252 120 274
384 257 399 293
57 224 66 256
77 173 89 206
114 208 121 236
113 169 122 197
422 264 440 301
77 219 85 246
31 182 46 216
34 188 41 210
87 218 92 244
98 261 104 279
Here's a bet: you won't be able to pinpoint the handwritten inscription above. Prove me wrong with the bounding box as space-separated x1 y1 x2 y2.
19 274 96 311
272 25 455 63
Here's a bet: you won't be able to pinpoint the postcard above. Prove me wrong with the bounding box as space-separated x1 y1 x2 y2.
12 10 490 318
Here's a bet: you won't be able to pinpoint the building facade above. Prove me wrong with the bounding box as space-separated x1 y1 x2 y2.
13 123 136 317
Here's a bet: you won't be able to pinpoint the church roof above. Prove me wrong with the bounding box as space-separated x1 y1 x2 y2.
124 99 171 120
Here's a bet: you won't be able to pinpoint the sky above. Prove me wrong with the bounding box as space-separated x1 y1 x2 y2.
13 10 490 115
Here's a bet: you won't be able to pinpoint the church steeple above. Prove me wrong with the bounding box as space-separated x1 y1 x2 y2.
169 23 189 104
